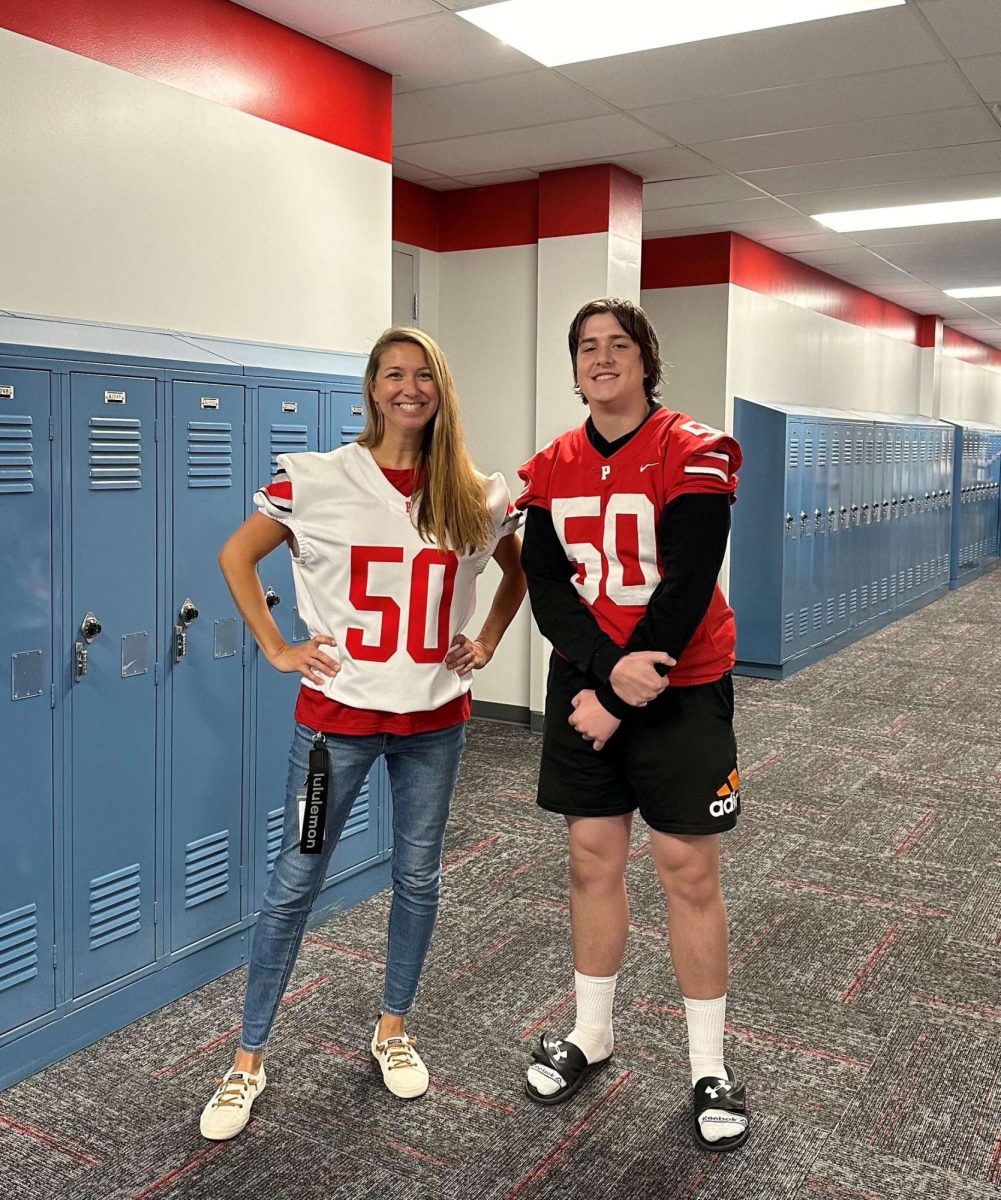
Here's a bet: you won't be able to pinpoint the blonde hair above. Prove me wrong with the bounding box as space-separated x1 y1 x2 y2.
359 327 493 553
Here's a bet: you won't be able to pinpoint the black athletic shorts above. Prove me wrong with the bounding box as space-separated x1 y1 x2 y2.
537 653 740 835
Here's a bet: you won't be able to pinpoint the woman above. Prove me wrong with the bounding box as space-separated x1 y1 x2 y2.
200 327 526 1139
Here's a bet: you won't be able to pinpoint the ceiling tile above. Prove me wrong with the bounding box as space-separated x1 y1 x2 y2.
693 107 1001 173
854 218 1001 247
233 0 440 37
728 216 836 239
917 0 1001 59
393 71 613 145
630 62 977 145
452 168 539 186
742 143 1001 197
643 174 758 209
598 146 720 181
758 232 859 252
642 196 794 233
331 11 539 92
556 7 944 110
957 54 1001 102
398 114 669 176
778 168 1001 219
393 159 451 183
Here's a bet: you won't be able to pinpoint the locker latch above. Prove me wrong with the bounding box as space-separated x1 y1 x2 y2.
174 598 199 662
264 586 281 610
75 611 102 682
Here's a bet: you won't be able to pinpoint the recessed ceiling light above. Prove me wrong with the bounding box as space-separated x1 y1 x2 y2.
813 197 1001 233
944 286 1001 299
457 0 905 67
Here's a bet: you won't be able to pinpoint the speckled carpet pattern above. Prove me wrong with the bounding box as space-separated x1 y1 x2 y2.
1 573 999 1199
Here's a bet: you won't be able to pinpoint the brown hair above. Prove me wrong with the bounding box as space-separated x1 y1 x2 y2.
358 327 493 553
568 297 663 404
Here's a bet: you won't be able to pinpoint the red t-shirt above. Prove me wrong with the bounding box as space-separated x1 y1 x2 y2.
293 464 471 735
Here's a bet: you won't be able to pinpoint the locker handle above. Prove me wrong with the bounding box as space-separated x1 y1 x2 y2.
179 598 199 626
265 586 281 611
74 642 88 682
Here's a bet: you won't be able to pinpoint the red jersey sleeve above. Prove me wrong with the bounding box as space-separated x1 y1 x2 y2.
663 418 742 506
515 440 560 512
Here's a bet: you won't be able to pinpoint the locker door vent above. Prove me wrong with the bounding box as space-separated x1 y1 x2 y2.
838 593 847 619
855 437 863 464
831 437 840 466
184 830 230 909
89 864 141 949
89 417 142 491
342 783 370 839
803 436 814 469
826 598 836 625
266 808 283 872
812 602 823 630
0 902 39 993
187 422 233 489
798 609 809 638
849 589 858 614
270 424 309 475
783 613 794 643
341 424 364 447
0 414 34 494
787 437 799 469
865 440 874 466
860 584 868 609
818 437 828 467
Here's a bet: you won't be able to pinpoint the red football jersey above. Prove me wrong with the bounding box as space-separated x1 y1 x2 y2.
517 407 742 686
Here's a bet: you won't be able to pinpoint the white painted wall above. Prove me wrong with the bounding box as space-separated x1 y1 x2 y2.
0 30 390 353
640 284 729 429
437 244 539 711
940 354 1001 426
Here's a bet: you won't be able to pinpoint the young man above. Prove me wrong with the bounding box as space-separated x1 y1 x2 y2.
515 298 749 1152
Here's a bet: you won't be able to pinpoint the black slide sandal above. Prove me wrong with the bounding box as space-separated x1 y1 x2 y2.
525 1032 612 1107
692 1064 750 1152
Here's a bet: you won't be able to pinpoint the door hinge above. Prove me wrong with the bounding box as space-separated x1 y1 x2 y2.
153 901 159 925
154 419 159 443
49 416 55 441
154 662 162 686
53 944 57 969
50 684 56 708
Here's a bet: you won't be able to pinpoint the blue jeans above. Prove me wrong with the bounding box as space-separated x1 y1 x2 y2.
240 720 465 1052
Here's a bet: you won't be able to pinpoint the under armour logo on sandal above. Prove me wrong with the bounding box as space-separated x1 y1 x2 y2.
705 1081 732 1099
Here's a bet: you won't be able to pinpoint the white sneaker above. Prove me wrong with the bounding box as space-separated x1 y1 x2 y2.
199 1066 267 1140
370 1023 429 1099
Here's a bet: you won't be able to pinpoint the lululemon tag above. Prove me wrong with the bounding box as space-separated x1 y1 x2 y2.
298 735 329 854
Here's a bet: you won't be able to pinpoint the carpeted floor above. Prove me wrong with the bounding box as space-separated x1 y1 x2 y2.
1 573 999 1199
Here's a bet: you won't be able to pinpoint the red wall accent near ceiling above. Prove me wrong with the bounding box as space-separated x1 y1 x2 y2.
728 235 924 345
538 165 643 240
0 0 392 162
393 179 440 252
643 232 925 345
640 233 733 288
943 327 1001 372
916 315 943 349
439 180 539 251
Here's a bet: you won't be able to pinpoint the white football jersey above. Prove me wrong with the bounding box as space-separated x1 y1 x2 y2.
255 441 521 713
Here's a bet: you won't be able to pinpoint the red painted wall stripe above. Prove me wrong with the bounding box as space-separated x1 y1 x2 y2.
538 165 642 240
393 179 440 252
438 181 539 252
643 232 923 345
943 327 1001 372
1 0 392 162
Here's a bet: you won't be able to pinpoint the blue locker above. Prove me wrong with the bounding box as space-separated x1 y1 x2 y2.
169 381 246 951
69 373 158 997
861 422 879 623
251 385 321 914
782 417 803 658
323 387 384 890
813 422 834 642
0 368 56 1035
830 422 849 637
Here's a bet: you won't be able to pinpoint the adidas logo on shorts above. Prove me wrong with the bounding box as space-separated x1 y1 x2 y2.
710 769 740 818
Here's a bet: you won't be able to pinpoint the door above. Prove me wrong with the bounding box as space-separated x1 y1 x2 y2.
169 381 246 950
0 367 56 1033
70 372 157 997
251 386 320 913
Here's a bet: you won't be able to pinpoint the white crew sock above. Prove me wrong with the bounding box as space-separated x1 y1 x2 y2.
684 994 747 1143
527 971 617 1097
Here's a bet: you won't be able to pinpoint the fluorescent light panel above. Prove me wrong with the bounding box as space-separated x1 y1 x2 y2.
457 0 904 67
944 286 1001 299
814 197 1001 233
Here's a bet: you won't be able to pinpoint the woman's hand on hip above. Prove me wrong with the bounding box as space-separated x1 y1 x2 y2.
266 634 340 683
445 634 493 676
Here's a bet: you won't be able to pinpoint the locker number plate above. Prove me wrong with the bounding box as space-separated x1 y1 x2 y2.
11 650 44 700
201 397 220 410
0 385 14 400
281 401 298 413
104 391 127 404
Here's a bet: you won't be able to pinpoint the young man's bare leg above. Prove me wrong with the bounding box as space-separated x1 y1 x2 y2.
526 813 631 1100
649 829 747 1144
